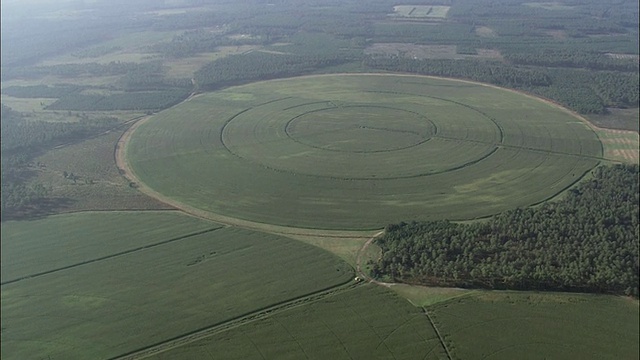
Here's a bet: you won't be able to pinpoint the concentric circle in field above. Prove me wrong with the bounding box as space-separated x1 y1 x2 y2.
126 74 603 230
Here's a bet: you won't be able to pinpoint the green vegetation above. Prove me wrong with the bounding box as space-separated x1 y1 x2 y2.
148 285 448 360
128 74 601 229
391 5 451 19
0 211 219 283
430 292 639 359
1 213 352 359
0 105 122 216
373 164 640 295
142 286 639 360
1 1 638 359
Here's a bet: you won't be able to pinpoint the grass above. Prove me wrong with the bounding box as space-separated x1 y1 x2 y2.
1 216 353 360
390 284 476 307
429 291 639 359
365 43 502 60
522 2 575 11
33 124 170 213
586 107 640 132
392 5 451 19
147 284 448 359
127 74 602 230
164 45 260 79
286 234 369 267
0 96 56 112
595 128 639 164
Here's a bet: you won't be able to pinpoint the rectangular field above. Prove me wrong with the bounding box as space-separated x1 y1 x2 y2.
430 291 639 359
1 214 352 360
1 211 219 283
148 285 448 359
596 128 640 164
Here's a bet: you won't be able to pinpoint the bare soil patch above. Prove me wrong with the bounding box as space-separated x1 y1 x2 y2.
475 26 496 37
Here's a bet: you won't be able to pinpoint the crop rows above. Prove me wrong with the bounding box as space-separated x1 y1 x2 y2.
127 74 603 229
1 214 352 360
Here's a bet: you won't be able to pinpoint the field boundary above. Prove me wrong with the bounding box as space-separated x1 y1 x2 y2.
111 280 364 360
1 226 223 286
424 308 454 360
115 108 377 238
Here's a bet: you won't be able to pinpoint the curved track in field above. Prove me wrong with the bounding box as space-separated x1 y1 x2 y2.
124 74 604 230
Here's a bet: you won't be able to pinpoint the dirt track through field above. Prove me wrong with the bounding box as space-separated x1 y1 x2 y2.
111 280 364 360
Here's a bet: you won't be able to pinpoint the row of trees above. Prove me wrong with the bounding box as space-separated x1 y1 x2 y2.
1 61 160 81
372 164 639 297
503 50 638 72
46 89 190 111
195 51 353 90
364 56 638 114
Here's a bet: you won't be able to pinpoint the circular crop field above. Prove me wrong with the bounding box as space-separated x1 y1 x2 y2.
126 74 603 230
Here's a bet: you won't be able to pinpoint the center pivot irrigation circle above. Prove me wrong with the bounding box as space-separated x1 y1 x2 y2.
220 97 500 180
127 74 602 230
284 105 437 153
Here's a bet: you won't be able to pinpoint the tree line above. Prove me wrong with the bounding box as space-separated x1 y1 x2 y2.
372 164 639 297
363 56 638 114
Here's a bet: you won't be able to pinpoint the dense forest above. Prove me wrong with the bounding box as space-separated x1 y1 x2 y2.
363 57 639 114
372 164 640 296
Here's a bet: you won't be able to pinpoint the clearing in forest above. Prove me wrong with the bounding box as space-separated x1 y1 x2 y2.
391 5 451 19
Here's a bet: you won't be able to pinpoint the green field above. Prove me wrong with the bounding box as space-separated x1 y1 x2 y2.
0 211 219 283
127 74 603 229
141 286 639 360
392 5 451 18
430 292 639 359
1 212 353 359
149 285 448 359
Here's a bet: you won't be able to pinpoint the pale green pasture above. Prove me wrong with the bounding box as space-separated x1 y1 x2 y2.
287 234 369 267
1 220 352 359
392 5 451 18
164 45 260 78
0 96 56 112
38 51 159 66
523 2 575 10
127 74 602 229
390 284 477 306
595 128 639 163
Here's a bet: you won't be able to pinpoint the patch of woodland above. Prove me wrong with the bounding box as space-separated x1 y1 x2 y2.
372 164 640 297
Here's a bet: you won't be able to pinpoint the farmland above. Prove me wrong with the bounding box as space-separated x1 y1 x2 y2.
1 0 638 359
1 212 353 359
430 291 639 359
147 285 449 360
136 287 639 360
127 74 602 230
